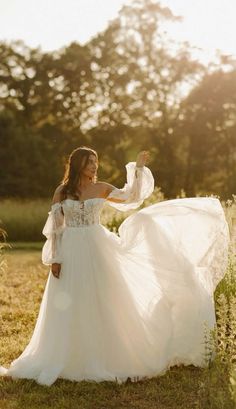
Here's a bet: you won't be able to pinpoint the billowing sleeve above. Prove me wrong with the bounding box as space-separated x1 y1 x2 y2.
106 161 154 211
42 202 65 265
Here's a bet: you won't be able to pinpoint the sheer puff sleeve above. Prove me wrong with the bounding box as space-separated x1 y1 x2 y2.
42 202 65 265
106 162 154 212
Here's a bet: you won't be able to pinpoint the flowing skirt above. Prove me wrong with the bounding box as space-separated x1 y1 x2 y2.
0 197 229 386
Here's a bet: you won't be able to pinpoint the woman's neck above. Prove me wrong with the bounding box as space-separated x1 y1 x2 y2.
77 176 94 190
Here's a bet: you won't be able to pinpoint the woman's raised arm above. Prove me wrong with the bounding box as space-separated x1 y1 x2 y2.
104 151 155 212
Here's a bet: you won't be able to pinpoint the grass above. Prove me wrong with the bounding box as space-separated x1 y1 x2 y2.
0 249 236 408
0 366 214 409
0 188 164 242
0 194 236 408
0 199 50 242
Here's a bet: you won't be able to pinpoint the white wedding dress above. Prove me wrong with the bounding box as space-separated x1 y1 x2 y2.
0 162 230 386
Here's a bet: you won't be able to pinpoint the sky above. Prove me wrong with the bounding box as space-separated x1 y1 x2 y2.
0 0 235 59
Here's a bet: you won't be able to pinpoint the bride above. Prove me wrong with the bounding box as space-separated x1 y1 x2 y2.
0 146 229 386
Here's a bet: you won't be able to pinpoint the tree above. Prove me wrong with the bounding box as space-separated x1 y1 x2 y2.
175 67 236 198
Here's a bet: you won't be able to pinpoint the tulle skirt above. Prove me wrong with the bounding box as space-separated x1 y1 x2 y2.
0 197 229 386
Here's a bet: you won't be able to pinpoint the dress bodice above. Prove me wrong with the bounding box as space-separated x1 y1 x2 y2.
62 198 105 227
42 162 155 266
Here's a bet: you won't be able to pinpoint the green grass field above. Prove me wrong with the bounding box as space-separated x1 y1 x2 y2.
0 195 236 408
0 248 235 409
0 188 164 242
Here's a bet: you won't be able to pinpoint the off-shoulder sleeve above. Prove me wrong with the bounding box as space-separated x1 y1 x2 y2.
106 162 154 211
42 202 65 265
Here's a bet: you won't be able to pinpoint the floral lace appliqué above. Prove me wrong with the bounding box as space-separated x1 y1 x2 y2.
62 198 103 227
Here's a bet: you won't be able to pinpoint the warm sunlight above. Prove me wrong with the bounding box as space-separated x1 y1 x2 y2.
163 0 236 58
0 0 235 57
0 0 236 404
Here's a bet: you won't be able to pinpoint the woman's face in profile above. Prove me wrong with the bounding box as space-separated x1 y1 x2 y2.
81 154 98 179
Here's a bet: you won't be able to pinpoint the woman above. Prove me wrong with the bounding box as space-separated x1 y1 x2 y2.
0 146 229 386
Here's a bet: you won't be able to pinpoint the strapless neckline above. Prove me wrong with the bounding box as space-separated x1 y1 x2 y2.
62 197 106 204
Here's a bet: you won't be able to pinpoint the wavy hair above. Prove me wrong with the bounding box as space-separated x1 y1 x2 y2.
61 146 98 200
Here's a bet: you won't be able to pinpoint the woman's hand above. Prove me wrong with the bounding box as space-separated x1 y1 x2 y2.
51 263 61 279
136 150 150 167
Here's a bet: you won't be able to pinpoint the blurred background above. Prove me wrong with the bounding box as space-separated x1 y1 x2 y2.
0 0 236 241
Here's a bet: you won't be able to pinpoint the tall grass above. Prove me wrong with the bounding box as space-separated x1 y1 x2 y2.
0 199 50 242
0 227 10 274
1 188 236 243
0 192 236 407
0 187 164 242
197 235 236 408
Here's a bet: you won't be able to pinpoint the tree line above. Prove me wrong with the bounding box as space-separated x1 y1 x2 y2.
0 0 236 199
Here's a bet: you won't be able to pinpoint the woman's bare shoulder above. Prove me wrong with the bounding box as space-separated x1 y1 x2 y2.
95 181 116 198
52 184 64 204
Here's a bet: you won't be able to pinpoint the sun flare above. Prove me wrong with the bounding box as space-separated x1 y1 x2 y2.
0 0 235 57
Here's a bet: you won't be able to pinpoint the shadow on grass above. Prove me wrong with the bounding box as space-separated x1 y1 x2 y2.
1 363 234 409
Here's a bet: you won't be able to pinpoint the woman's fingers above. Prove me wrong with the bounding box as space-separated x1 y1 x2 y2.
51 263 61 279
136 150 150 166
53 270 60 279
52 270 59 279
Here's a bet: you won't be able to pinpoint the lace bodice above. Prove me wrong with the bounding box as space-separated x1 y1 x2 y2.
62 198 104 227
42 162 155 265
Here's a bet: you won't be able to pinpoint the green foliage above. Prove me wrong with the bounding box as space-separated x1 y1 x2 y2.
0 199 50 242
175 69 236 198
3 1 235 199
0 187 165 242
178 242 236 408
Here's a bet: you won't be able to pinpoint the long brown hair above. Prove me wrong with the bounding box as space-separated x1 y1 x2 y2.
61 146 98 200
